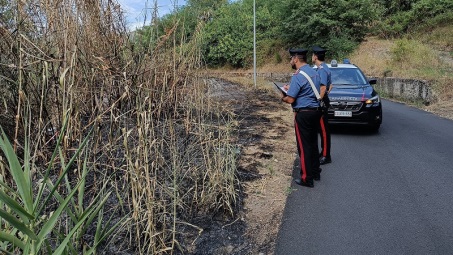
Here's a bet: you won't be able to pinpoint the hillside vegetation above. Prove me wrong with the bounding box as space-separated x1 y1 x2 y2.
149 0 453 108
255 23 453 119
351 22 453 120
139 0 453 68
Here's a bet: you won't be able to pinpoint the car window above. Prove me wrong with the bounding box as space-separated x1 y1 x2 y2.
331 68 367 85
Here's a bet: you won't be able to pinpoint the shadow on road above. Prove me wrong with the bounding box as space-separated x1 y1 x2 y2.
329 124 381 136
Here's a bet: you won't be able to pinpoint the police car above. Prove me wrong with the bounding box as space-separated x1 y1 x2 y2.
323 60 382 131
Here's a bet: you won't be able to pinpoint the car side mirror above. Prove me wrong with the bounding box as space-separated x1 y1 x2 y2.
368 78 377 85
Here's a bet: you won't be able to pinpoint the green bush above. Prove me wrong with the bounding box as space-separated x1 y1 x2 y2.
0 121 122 254
389 38 447 79
412 0 453 21
274 52 282 64
376 11 413 38
279 0 381 52
391 39 414 63
324 36 359 61
376 0 453 38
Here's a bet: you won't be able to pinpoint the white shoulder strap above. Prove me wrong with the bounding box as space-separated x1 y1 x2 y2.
299 70 321 100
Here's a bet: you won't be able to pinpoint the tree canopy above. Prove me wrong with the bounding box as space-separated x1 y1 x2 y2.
134 0 453 68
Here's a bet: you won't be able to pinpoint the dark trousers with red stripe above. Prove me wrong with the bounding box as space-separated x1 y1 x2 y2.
319 108 331 158
294 110 322 182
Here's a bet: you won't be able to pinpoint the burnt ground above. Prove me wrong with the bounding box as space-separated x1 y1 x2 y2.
183 78 296 254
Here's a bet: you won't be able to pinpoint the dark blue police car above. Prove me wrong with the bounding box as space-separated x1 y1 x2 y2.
324 60 382 131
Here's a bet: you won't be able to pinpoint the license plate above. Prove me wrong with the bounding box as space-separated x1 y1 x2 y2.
334 111 352 117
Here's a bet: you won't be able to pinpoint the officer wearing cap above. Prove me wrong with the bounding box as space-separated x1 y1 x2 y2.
281 48 322 187
312 46 332 165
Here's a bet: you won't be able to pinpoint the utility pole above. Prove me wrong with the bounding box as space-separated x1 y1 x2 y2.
253 0 256 89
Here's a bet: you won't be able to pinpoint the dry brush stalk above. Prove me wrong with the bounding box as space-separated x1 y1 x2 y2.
1 0 240 253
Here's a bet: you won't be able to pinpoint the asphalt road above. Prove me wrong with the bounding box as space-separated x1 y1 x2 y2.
275 99 453 254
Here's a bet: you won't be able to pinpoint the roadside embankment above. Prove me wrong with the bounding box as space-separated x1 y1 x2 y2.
373 77 435 105
207 72 436 105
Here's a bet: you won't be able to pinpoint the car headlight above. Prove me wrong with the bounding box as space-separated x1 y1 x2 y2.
365 95 380 107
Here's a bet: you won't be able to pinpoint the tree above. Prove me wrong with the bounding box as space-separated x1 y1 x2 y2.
202 1 252 67
277 0 382 59
186 0 228 13
379 0 418 15
134 0 230 52
375 0 453 38
201 0 283 67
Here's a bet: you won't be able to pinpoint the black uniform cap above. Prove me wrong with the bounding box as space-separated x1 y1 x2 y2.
289 48 308 57
312 46 327 55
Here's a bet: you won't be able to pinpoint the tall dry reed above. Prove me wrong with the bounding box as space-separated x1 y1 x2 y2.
0 0 239 253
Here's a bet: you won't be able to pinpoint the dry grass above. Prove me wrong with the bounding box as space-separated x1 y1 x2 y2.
349 37 445 79
0 0 239 254
258 63 291 74
414 24 453 51
349 37 395 77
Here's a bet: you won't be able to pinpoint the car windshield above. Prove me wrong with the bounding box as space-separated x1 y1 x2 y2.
331 68 367 85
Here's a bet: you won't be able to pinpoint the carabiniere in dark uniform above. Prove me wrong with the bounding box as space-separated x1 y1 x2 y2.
312 46 332 165
281 48 322 188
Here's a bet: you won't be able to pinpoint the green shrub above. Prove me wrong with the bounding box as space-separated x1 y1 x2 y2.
274 52 282 64
325 36 359 61
376 11 412 38
391 39 414 63
389 38 449 79
0 121 122 254
377 0 453 38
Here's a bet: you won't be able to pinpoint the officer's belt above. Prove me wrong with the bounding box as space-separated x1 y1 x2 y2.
293 107 321 112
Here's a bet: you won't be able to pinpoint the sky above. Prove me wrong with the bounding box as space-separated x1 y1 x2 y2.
117 0 187 30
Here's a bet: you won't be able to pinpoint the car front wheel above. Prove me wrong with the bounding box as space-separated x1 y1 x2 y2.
369 123 380 132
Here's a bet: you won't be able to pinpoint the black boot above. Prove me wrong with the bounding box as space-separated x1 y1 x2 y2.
294 179 314 188
314 168 322 181
319 156 332 165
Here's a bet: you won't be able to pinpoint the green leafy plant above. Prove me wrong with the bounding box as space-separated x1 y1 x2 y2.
391 38 414 63
0 119 123 254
